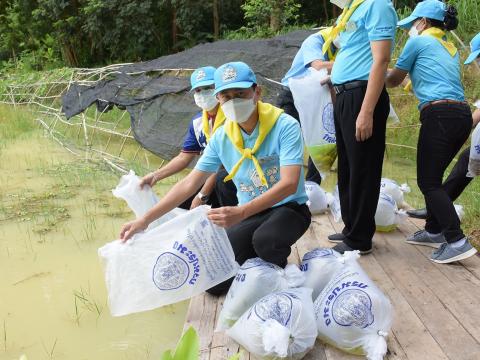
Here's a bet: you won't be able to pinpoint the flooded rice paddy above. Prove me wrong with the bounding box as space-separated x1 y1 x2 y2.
0 119 187 359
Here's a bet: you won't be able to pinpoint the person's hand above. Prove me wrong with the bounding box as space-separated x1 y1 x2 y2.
207 206 246 228
320 75 332 87
190 195 204 210
120 218 148 242
139 172 159 189
356 110 374 141
311 60 325 71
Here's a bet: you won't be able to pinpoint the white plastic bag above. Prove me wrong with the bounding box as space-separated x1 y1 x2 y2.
300 248 342 300
454 204 465 221
112 170 186 229
217 258 305 331
98 205 239 316
380 178 410 208
387 103 400 124
227 287 317 359
329 185 342 223
305 181 334 214
289 68 337 176
375 193 407 232
314 252 393 360
467 124 480 177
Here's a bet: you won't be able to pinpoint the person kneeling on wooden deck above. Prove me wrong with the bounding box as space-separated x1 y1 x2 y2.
140 66 237 210
119 61 312 295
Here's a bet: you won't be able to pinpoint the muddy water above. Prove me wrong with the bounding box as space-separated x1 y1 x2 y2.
0 131 187 359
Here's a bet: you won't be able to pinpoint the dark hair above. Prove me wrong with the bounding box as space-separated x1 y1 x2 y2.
426 4 458 31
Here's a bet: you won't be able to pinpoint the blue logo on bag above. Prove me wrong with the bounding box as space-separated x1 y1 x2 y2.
332 289 374 328
253 292 294 326
322 103 335 134
303 248 334 262
152 252 190 290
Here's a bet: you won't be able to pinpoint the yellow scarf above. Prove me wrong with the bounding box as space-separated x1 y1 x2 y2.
421 27 457 56
322 0 365 56
318 27 338 60
404 28 457 92
223 102 284 187
202 106 226 143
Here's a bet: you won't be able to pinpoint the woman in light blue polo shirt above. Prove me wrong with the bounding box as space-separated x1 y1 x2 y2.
386 0 477 264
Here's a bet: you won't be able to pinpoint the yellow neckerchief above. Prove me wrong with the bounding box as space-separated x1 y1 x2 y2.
223 101 284 187
403 27 457 92
421 27 457 56
202 106 226 143
322 0 365 56
318 27 338 60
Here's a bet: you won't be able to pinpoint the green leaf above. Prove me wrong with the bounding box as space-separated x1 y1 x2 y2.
160 350 174 360
228 352 242 360
171 326 199 360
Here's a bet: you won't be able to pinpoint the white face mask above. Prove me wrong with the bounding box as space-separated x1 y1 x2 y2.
194 89 218 111
330 0 349 9
221 98 256 124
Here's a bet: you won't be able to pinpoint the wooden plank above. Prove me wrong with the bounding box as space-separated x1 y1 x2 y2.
372 229 480 359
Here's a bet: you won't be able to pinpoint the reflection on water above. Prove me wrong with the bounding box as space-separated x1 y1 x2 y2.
0 131 187 359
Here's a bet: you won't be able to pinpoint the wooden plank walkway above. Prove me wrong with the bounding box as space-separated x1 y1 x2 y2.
183 213 480 360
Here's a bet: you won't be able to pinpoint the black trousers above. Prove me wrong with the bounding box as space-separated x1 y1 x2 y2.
277 87 322 185
418 103 472 242
178 168 238 210
442 147 473 202
334 84 390 251
207 202 311 296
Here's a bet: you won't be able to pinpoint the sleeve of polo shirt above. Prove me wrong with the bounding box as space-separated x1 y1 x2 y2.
181 122 203 154
364 0 397 41
301 34 327 66
194 133 221 173
279 117 305 167
395 38 419 72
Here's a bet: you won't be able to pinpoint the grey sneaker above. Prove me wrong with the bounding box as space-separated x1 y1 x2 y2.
406 230 445 248
332 242 372 255
430 240 478 264
328 233 346 243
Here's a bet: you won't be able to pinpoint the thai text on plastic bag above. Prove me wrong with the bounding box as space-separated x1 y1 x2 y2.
380 178 410 208
375 192 407 232
289 68 337 177
112 170 186 229
98 205 239 316
300 248 342 300
305 181 335 215
217 258 305 331
227 287 317 359
314 252 393 360
467 124 480 177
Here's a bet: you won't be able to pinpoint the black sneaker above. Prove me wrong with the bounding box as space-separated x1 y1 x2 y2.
406 208 427 219
328 233 346 243
332 242 372 255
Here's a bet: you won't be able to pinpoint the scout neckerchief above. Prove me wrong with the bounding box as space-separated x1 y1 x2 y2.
202 106 226 143
322 0 366 56
318 27 338 60
223 101 284 187
404 27 458 92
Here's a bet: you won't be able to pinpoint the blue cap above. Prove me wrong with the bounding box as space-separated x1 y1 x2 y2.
397 0 446 29
465 32 480 65
213 62 257 95
190 66 216 91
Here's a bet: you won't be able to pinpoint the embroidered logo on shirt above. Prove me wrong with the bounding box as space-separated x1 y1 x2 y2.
222 66 237 82
196 70 206 81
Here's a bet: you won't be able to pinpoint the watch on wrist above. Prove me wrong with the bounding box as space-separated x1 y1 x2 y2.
197 191 209 203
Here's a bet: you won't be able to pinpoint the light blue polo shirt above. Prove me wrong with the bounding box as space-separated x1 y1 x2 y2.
282 33 332 85
195 113 308 207
331 0 398 85
395 35 465 108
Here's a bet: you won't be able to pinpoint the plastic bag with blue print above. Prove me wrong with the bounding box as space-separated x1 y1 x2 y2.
467 123 480 177
375 192 407 232
216 258 304 331
227 287 317 359
289 68 337 177
314 251 393 360
98 205 239 316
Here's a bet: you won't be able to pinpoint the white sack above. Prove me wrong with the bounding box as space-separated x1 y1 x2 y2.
467 124 480 177
380 178 410 208
375 193 407 232
305 181 332 214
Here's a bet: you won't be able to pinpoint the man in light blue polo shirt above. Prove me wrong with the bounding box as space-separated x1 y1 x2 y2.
119 62 311 295
325 0 397 254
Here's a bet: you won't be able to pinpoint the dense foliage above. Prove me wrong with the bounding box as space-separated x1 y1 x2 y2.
0 0 476 71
